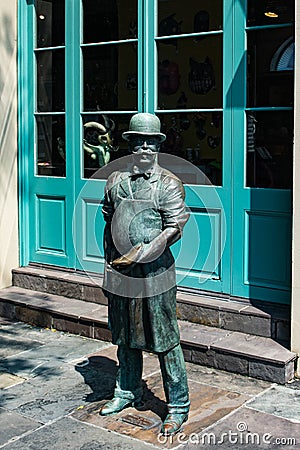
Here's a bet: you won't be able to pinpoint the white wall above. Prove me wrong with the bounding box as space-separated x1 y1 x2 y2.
0 1 18 288
291 2 300 375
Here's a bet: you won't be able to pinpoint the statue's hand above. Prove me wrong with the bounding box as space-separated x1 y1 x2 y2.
111 244 143 268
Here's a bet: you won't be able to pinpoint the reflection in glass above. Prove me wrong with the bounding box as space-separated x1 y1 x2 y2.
157 35 222 110
82 114 132 178
83 44 137 111
36 50 65 112
247 0 294 27
82 112 222 184
158 112 222 186
82 0 137 43
158 0 222 37
36 115 66 177
36 0 65 48
246 111 293 189
247 27 294 107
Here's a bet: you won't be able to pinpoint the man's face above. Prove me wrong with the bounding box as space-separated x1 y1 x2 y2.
129 137 160 169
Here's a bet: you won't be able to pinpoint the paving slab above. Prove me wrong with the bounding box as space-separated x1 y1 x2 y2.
0 335 43 358
246 385 300 422
0 359 116 423
185 362 271 396
1 317 299 450
0 319 66 342
0 416 156 450
1 288 295 383
0 372 26 389
285 378 300 390
181 407 300 449
72 353 249 449
86 345 161 379
0 330 110 380
0 407 42 447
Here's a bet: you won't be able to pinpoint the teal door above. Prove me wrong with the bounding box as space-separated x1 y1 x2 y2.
74 0 232 294
19 0 294 305
231 1 294 304
19 0 77 269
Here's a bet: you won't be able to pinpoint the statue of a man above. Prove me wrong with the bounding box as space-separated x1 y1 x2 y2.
100 113 190 436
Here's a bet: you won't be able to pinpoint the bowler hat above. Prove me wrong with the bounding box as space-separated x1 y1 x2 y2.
122 113 166 142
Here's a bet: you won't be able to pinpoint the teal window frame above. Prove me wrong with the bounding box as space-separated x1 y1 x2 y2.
17 0 235 267
18 1 293 304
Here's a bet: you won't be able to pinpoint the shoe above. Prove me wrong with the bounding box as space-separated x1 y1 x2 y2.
99 397 133 416
161 413 188 436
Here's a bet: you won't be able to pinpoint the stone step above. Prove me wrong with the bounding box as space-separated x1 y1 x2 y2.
12 266 108 305
12 266 290 343
0 286 296 384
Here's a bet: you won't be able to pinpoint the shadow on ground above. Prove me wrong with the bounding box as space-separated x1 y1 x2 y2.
75 355 168 420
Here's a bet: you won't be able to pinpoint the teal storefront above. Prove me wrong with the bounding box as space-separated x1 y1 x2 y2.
18 0 294 306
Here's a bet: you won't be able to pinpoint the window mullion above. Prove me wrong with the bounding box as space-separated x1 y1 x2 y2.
139 0 156 112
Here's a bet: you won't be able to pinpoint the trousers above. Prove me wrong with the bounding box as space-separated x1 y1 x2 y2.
113 343 190 414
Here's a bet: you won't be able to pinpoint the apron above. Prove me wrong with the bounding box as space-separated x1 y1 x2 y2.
103 174 180 352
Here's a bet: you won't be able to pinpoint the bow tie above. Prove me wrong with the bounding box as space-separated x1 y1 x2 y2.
131 172 151 181
130 164 154 179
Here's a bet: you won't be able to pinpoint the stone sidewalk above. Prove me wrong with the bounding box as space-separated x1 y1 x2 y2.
0 317 300 449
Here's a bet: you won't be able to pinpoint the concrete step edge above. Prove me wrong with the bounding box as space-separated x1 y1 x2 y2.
0 286 295 367
12 267 289 321
13 266 291 342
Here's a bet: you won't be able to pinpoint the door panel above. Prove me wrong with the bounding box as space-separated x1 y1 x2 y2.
20 0 293 306
83 200 105 261
174 207 224 289
231 0 293 304
73 0 140 274
233 187 292 304
29 177 74 267
155 0 231 294
36 196 66 254
245 210 291 289
73 181 106 274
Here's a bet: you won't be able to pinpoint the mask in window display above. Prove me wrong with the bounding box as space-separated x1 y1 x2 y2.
193 10 209 42
158 60 180 95
158 13 182 38
83 115 118 168
188 57 215 95
163 116 184 156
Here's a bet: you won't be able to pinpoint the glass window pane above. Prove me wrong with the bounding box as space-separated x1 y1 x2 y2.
83 44 137 111
36 115 66 177
247 0 294 27
36 49 65 112
158 0 223 36
247 27 294 107
158 112 223 186
36 0 65 48
157 35 222 110
82 112 223 185
246 111 293 189
82 0 137 44
82 113 134 179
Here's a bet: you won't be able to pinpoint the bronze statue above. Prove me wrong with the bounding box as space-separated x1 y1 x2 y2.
100 112 190 436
